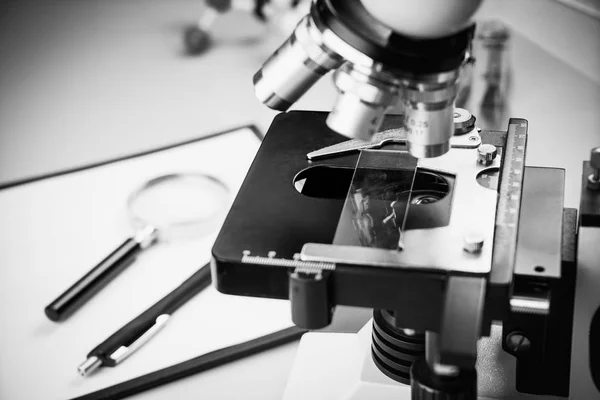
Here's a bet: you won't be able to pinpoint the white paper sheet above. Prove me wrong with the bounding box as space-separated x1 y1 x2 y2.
0 128 294 400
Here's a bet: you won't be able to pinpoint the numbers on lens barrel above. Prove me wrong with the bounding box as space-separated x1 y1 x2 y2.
403 114 429 137
477 167 500 191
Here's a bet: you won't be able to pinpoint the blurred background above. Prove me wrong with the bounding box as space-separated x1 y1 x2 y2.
0 0 599 209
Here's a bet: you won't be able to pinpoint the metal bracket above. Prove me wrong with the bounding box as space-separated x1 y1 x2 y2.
241 250 336 329
306 127 481 160
241 250 335 270
439 276 486 368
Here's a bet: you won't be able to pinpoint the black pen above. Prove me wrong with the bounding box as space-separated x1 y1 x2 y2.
77 262 212 376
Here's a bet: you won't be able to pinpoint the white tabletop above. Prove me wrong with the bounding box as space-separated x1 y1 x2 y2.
0 128 299 399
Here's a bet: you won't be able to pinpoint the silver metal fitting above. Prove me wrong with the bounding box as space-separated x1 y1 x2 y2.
477 144 498 166
134 225 158 249
253 15 343 111
510 295 550 315
400 70 461 158
463 232 485 253
77 356 102 377
433 362 460 377
326 63 400 140
453 108 476 135
425 331 460 377
477 20 511 89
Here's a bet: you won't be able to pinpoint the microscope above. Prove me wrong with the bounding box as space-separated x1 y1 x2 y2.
211 0 600 398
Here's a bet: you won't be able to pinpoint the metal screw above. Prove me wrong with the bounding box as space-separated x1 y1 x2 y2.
588 147 600 190
469 135 478 141
453 108 476 135
505 331 531 354
463 232 485 253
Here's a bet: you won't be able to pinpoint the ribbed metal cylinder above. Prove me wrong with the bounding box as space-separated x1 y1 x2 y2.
371 309 425 384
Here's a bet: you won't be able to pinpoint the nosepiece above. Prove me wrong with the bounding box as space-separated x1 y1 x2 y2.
252 0 474 160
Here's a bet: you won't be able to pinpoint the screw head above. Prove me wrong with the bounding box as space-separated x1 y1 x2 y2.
588 174 600 190
453 108 476 135
463 232 485 253
505 331 531 354
478 144 498 166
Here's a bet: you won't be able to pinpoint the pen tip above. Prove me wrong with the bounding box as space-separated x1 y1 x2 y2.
77 356 102 377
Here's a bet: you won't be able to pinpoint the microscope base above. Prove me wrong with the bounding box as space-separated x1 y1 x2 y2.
281 319 547 400
282 321 412 400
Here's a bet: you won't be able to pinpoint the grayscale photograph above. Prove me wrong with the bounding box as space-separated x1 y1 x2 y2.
0 0 599 399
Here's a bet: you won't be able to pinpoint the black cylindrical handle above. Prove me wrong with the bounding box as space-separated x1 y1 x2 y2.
45 238 142 322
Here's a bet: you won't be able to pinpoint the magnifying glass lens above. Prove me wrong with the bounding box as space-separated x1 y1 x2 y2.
129 174 228 231
45 173 229 322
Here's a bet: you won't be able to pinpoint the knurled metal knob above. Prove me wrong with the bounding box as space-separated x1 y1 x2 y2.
588 147 600 190
453 108 476 135
477 144 498 166
410 359 477 400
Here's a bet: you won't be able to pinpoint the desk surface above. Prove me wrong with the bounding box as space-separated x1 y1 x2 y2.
0 1 599 399
0 129 297 400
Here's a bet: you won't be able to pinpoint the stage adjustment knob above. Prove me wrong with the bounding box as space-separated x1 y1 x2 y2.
588 147 600 190
477 144 497 166
453 108 476 135
410 359 477 400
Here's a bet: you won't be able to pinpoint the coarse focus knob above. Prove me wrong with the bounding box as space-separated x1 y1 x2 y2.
411 359 477 400
477 144 497 166
588 147 600 190
453 108 476 135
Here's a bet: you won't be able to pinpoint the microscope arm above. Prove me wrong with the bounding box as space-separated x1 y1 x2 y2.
360 0 484 38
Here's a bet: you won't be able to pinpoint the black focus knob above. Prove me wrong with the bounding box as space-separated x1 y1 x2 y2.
410 359 477 400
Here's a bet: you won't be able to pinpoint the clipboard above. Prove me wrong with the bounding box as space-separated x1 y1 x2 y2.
0 125 297 400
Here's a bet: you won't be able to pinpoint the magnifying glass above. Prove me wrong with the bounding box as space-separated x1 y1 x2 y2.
45 173 229 322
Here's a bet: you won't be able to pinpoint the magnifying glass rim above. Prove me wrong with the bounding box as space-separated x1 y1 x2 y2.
126 172 229 233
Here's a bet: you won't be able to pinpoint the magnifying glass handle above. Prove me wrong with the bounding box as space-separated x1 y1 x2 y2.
45 227 158 322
